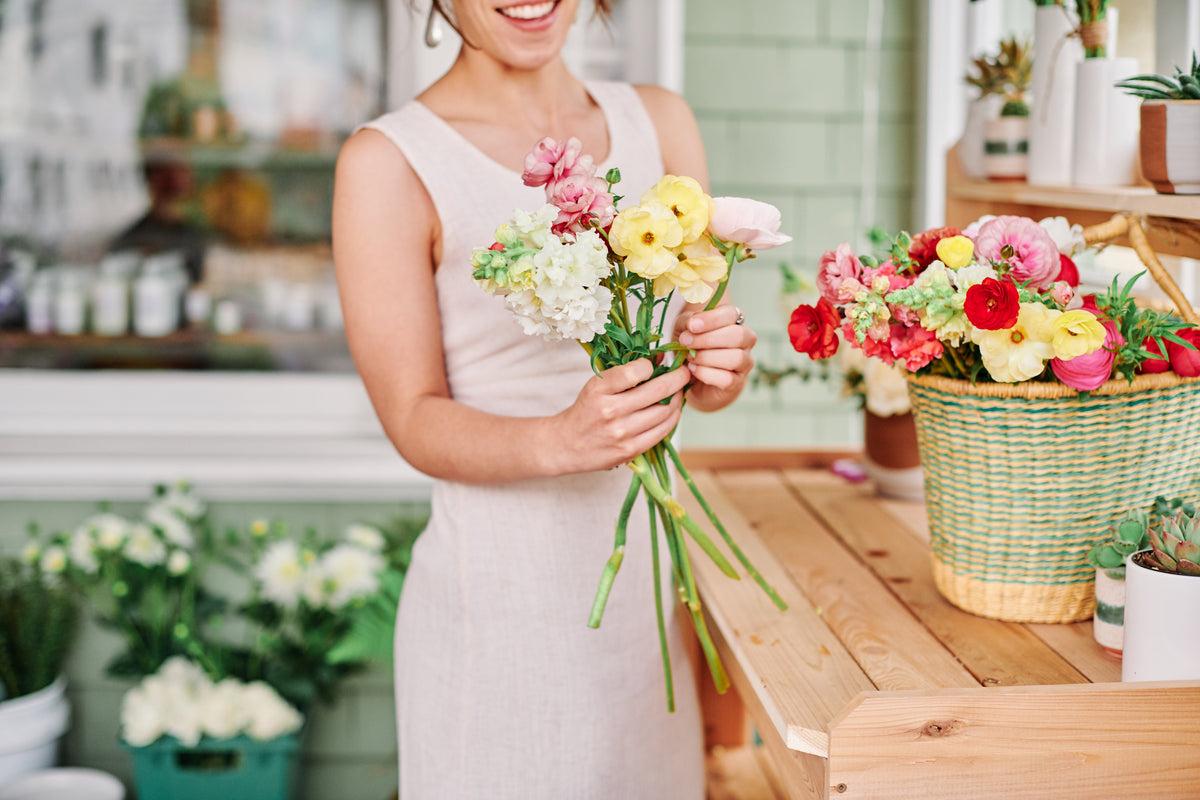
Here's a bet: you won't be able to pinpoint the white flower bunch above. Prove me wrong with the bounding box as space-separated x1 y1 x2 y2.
253 525 386 611
121 658 303 747
472 204 614 342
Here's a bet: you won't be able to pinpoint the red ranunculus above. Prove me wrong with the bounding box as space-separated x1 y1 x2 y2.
789 298 840 359
908 226 962 271
1056 253 1080 287
1167 328 1200 377
964 277 1020 330
1139 336 1171 374
1080 294 1099 311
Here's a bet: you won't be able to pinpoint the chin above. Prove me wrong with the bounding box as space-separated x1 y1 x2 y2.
476 0 576 71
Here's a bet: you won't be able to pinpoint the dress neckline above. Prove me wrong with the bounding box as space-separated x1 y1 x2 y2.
411 80 622 181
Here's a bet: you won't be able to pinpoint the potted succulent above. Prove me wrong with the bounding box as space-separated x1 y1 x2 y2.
982 38 1034 182
0 557 79 785
1116 53 1200 195
1087 508 1150 656
1122 499 1200 682
1071 0 1140 187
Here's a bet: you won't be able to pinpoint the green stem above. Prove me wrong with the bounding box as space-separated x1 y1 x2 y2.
703 248 739 311
647 492 674 713
588 473 641 628
663 440 788 612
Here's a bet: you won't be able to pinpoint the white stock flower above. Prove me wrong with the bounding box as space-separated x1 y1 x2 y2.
122 659 210 747
69 527 99 574
240 682 303 741
862 360 912 417
200 679 250 740
158 657 210 694
121 681 167 747
344 524 385 552
950 262 998 290
504 228 613 342
319 544 384 609
86 513 130 551
1039 216 1086 256
160 484 206 521
167 550 192 576
145 503 194 549
125 523 167 567
39 545 67 575
255 540 306 608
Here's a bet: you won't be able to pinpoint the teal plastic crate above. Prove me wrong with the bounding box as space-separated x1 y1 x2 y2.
123 733 300 800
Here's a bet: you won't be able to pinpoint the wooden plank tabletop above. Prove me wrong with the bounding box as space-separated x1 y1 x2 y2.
677 463 1199 799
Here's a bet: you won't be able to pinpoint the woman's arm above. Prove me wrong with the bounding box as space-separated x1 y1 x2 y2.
332 130 688 484
636 86 756 413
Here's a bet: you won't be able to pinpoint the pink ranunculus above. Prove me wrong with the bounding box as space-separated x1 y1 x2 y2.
973 215 1061 289
1051 315 1123 391
708 197 792 251
547 174 615 235
521 136 595 189
817 244 864 304
889 322 944 372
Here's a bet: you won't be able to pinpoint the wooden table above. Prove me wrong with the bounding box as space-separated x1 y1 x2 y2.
677 458 1200 800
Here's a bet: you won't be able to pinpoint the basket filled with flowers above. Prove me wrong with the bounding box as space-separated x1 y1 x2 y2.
790 213 1200 623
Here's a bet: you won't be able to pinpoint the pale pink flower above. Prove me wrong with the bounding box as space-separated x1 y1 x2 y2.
547 174 615 235
816 244 864 304
973 215 1061 288
1051 314 1123 391
708 197 792 250
521 137 595 188
1049 281 1075 307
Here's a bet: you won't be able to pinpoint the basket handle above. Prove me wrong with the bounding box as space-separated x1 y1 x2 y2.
1084 214 1200 325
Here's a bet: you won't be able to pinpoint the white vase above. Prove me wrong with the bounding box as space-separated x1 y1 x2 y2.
1072 57 1141 187
0 678 70 786
984 116 1029 181
1122 553 1200 682
1028 5 1082 185
959 96 1004 179
1092 567 1125 657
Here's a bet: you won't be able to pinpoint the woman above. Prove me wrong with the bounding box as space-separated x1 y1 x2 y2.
332 1 757 796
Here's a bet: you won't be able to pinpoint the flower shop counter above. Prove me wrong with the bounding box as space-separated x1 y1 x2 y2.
677 459 1200 800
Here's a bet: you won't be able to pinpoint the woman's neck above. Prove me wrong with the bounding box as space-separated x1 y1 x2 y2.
434 47 589 131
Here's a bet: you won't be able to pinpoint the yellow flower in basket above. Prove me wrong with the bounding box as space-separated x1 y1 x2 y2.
973 302 1059 382
642 175 713 243
610 202 684 279
1050 309 1108 361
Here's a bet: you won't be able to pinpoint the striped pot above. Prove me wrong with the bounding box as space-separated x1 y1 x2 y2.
1139 100 1200 195
984 116 1029 182
907 372 1200 623
1092 567 1126 657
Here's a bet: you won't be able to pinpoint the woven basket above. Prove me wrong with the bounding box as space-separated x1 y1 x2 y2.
908 214 1200 623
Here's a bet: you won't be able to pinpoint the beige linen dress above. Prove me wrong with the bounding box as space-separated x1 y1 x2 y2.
361 80 705 799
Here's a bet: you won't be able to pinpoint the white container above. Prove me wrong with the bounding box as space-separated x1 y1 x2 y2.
184 287 213 327
52 272 87 336
91 272 129 337
959 95 1005 179
0 678 70 786
133 266 180 337
25 277 54 335
213 299 243 335
0 768 124 800
1122 552 1200 682
1072 57 1141 187
1092 566 1126 656
1028 4 1082 185
984 116 1029 181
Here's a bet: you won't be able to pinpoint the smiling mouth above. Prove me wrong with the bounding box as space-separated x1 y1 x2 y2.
496 0 559 22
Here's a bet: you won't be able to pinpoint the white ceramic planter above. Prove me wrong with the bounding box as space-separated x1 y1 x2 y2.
1092 566 1125 656
1072 57 1141 187
1028 5 1082 185
1122 552 1200 682
1139 100 1200 194
984 116 1029 181
0 678 70 786
959 95 1004 179
0 768 125 800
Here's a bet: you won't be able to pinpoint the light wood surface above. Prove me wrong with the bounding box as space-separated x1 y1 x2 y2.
688 461 1200 799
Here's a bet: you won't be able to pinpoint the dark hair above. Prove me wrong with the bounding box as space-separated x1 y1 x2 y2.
424 1 612 46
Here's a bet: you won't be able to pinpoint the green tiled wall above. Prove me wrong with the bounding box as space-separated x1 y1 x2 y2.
682 0 918 450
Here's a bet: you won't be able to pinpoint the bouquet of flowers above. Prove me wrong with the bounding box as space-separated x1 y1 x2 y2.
471 137 790 707
790 215 1199 385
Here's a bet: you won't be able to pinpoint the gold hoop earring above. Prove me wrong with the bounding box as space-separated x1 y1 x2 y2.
424 4 443 48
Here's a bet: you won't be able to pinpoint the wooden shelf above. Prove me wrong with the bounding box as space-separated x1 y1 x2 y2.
678 464 1200 800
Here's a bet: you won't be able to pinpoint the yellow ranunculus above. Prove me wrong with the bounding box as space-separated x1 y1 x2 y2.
642 175 712 244
972 303 1059 383
610 202 684 279
1050 309 1107 361
935 235 975 270
653 240 728 304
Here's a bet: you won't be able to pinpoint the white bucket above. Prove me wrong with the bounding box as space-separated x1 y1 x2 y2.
0 768 124 800
0 678 70 786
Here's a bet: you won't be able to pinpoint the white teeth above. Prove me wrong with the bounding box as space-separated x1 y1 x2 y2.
499 1 555 20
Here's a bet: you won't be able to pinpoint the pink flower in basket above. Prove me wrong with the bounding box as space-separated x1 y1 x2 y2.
522 137 595 188
972 216 1061 288
817 244 865 304
547 174 615 235
1051 315 1124 391
890 322 944 372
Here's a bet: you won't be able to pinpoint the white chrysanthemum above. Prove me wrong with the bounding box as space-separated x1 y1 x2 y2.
145 503 194 549
318 544 385 609
69 527 99 574
863 360 912 417
200 679 250 740
950 262 998 290
159 484 206 521
40 545 67 575
504 229 614 342
125 523 167 567
167 550 191 576
85 513 130 551
240 681 304 741
1039 216 1086 256
255 540 306 608
344 524 385 552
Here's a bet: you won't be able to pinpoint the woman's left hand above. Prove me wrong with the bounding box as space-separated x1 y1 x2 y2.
674 304 756 412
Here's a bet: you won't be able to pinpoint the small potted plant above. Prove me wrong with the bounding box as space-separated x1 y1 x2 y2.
1115 53 1200 195
959 44 1008 179
982 38 1033 182
1086 508 1149 657
0 557 79 784
1122 499 1200 682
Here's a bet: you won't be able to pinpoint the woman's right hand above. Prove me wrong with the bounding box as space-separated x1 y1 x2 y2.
545 358 689 474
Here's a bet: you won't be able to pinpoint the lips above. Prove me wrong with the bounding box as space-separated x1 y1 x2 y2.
496 0 560 31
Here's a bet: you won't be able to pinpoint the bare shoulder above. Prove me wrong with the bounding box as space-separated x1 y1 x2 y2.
336 128 417 196
632 84 708 186
333 127 436 238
